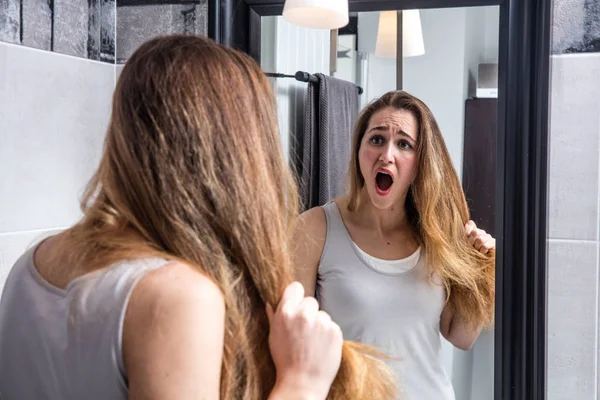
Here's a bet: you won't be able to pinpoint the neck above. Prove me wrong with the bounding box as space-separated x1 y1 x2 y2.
355 187 412 236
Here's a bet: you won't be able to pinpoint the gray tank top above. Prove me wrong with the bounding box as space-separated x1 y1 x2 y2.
0 242 170 400
316 202 455 400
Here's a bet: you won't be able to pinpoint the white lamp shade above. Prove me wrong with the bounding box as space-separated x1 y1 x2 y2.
283 0 349 30
375 10 425 58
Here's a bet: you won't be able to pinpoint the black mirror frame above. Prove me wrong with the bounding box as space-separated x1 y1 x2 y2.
208 1 551 398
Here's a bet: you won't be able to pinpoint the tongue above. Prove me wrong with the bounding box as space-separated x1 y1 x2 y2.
376 173 393 191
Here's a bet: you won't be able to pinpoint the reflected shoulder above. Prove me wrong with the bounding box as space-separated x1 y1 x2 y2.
296 207 326 238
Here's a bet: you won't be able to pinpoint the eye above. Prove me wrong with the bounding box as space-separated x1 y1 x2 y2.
369 135 384 145
398 140 413 150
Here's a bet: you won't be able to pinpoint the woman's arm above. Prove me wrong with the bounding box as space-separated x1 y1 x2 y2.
291 208 327 296
440 305 483 351
440 221 495 351
123 262 342 400
123 262 225 400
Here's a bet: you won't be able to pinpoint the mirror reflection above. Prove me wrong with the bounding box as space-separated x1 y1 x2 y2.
262 6 499 399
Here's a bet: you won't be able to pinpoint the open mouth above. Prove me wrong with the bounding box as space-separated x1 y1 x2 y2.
375 170 394 195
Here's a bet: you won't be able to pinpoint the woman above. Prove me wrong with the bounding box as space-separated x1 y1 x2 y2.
293 91 495 399
0 35 397 399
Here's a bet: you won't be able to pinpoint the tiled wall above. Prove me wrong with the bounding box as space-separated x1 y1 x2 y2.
547 0 600 398
117 2 207 64
0 0 116 62
0 1 207 297
0 0 209 63
0 42 115 297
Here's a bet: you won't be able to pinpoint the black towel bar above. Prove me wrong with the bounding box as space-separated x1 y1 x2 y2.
265 71 363 95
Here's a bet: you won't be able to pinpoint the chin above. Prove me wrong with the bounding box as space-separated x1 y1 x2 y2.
373 202 394 211
367 190 396 210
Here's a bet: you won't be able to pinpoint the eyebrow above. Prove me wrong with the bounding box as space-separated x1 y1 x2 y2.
368 125 416 142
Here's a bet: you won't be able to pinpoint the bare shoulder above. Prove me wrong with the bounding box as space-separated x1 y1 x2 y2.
127 261 224 310
296 206 327 239
291 206 329 296
293 206 328 257
123 261 225 399
125 261 225 327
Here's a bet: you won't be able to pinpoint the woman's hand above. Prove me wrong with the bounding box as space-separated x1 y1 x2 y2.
267 282 343 400
465 220 495 255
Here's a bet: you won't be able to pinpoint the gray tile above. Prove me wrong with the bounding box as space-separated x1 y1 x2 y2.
53 0 88 58
117 4 175 63
553 0 587 53
116 1 207 64
100 0 115 63
548 54 600 240
2 0 116 63
0 0 20 44
87 0 115 62
552 0 600 54
582 0 600 51
88 0 101 60
22 0 51 51
194 2 208 36
547 240 598 399
0 42 114 233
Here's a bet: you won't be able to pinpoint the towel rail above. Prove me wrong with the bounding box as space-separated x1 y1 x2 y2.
265 71 363 95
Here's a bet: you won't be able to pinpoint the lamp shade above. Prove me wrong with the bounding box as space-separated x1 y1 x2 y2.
375 10 425 58
283 0 349 30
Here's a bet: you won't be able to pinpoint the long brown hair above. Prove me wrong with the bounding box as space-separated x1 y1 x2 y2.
60 35 396 398
347 91 495 329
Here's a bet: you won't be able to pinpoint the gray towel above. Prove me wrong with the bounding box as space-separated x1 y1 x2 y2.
294 73 359 210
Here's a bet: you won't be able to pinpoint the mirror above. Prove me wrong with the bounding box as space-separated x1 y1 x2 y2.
260 5 499 399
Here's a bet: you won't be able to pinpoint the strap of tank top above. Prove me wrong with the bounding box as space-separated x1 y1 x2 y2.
69 257 172 383
110 258 171 378
320 201 356 263
322 201 343 239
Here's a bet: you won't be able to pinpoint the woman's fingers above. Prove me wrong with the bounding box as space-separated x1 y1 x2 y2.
465 220 476 236
465 221 496 254
278 281 305 318
268 282 343 399
300 296 320 315
298 296 320 328
479 237 496 254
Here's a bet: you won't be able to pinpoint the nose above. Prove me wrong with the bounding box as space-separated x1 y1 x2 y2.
379 143 395 164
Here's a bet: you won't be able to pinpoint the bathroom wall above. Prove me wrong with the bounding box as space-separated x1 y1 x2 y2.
0 0 116 61
547 0 600 399
0 0 116 297
116 1 207 64
0 1 208 297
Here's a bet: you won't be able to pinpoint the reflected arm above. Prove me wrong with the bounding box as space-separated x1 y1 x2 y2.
291 207 327 297
440 304 484 351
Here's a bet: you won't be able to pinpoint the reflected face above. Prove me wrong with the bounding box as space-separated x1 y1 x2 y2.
358 107 419 210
